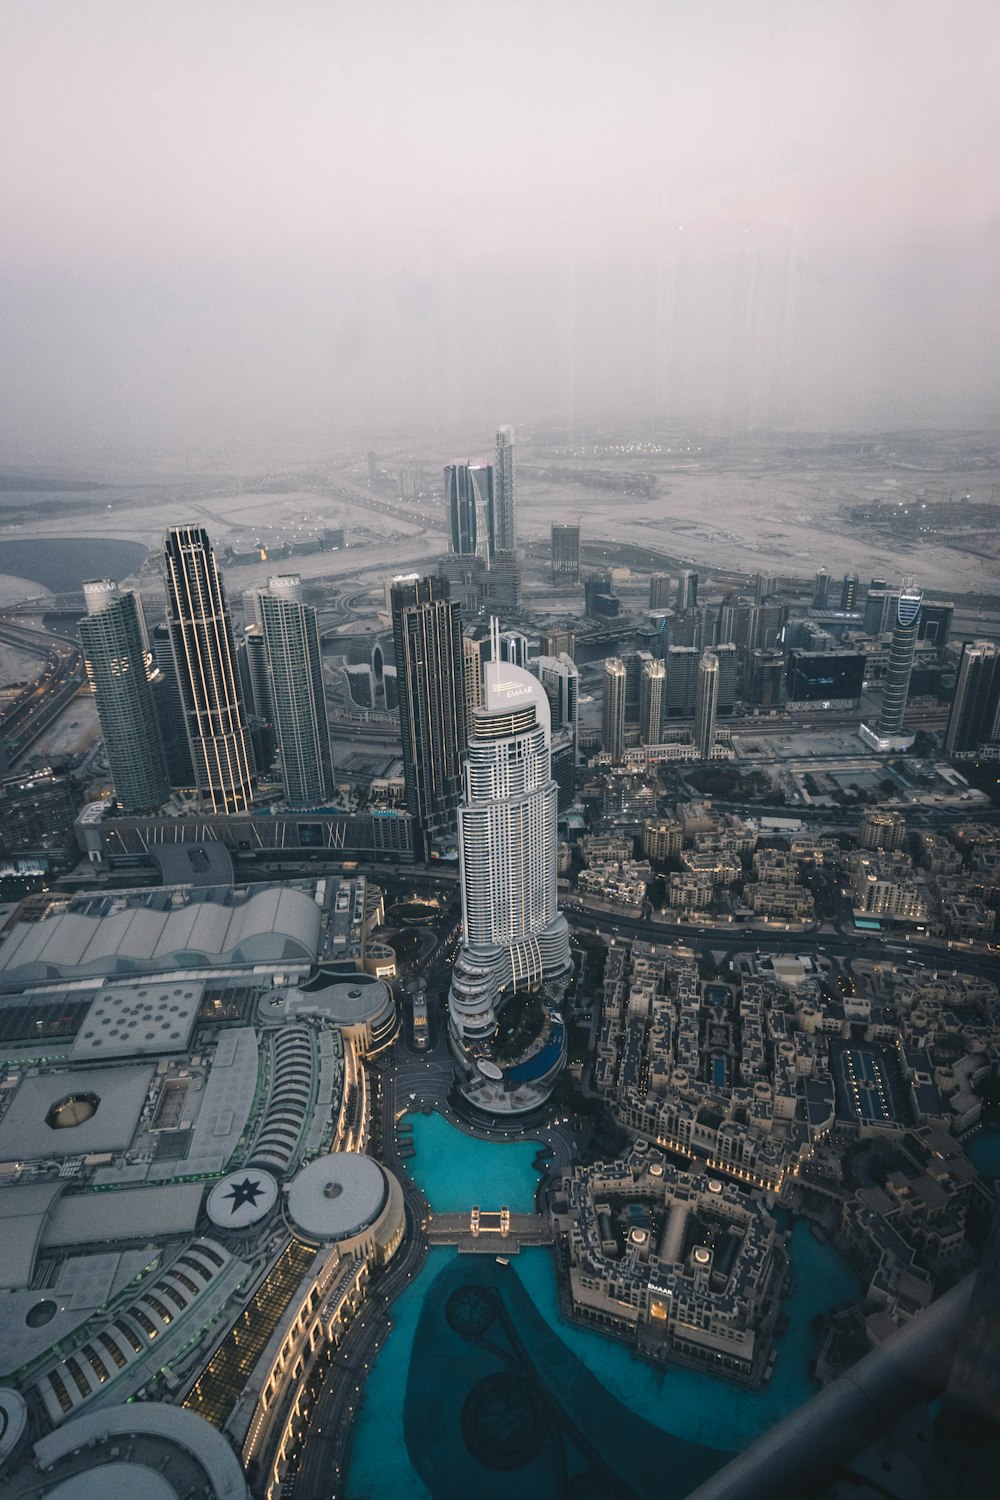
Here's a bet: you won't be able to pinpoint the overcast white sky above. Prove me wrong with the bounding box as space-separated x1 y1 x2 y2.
2 0 998 459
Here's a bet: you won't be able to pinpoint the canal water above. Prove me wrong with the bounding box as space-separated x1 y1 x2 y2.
0 537 148 596
346 1114 862 1499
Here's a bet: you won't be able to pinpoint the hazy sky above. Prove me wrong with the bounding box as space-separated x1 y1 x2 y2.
2 0 998 459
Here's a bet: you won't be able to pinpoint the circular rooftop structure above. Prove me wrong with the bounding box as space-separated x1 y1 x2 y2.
279 971 399 1053
22 1404 248 1500
207 1168 279 1231
0 1388 27 1463
295 974 393 1026
287 1152 388 1244
46 1466 177 1500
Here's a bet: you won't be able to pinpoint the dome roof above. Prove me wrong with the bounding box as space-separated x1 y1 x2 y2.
287 1152 388 1243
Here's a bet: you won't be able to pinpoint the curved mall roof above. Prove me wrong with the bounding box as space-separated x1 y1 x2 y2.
0 886 320 986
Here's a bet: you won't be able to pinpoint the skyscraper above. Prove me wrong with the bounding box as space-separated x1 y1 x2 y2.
665 646 700 716
748 601 788 652
482 547 521 610
445 462 493 561
163 525 256 814
150 621 195 788
585 571 619 619
602 657 627 762
390 575 466 858
945 640 1000 756
714 642 739 714
449 623 571 1050
841 572 860 611
813 569 830 609
693 650 719 760
747 650 786 709
677 570 699 611
639 656 665 744
79 579 169 813
649 572 672 611
551 523 581 584
536 651 579 815
876 582 922 738
255 575 335 808
238 624 274 728
863 585 897 637
917 601 953 649
462 630 486 742
539 629 575 659
494 426 517 555
536 653 580 743
236 624 277 780
497 629 531 668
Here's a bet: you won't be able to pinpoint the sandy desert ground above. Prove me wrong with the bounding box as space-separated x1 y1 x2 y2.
1 431 997 607
0 638 45 687
30 693 101 761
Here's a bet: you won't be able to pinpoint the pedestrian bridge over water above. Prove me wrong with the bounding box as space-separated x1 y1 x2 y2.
426 1208 553 1253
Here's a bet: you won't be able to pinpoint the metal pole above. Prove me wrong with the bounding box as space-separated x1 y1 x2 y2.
684 1275 975 1500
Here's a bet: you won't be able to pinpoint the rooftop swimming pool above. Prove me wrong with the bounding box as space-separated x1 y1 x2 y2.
346 1112 862 1499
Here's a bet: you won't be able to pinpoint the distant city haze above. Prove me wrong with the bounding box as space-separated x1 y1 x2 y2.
1 0 998 459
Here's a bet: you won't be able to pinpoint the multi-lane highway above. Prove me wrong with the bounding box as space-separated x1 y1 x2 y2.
562 901 1000 985
288 1056 431 1500
0 620 85 766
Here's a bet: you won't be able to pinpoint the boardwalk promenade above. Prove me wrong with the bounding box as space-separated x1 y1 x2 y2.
427 1209 553 1252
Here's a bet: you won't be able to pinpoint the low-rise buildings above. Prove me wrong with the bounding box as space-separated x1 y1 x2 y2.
0 876 403 1499
554 1149 784 1384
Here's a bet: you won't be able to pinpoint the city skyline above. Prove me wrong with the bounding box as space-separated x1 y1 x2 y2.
1 1 999 1490
2 483 1000 1500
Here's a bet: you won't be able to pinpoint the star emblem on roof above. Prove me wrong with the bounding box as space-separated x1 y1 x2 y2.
224 1175 266 1214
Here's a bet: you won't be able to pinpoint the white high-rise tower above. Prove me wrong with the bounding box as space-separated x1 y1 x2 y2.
449 619 571 1051
693 650 719 760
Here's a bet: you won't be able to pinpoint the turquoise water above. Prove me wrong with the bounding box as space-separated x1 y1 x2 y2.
965 1127 1000 1178
404 1255 723 1499
346 1115 862 1498
397 1111 546 1213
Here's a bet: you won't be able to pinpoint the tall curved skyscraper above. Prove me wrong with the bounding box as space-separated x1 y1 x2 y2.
79 580 169 813
164 525 255 814
449 621 571 1049
877 582 922 737
445 461 494 561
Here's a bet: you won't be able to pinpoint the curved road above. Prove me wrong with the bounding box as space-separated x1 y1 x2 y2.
288 1054 430 1499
